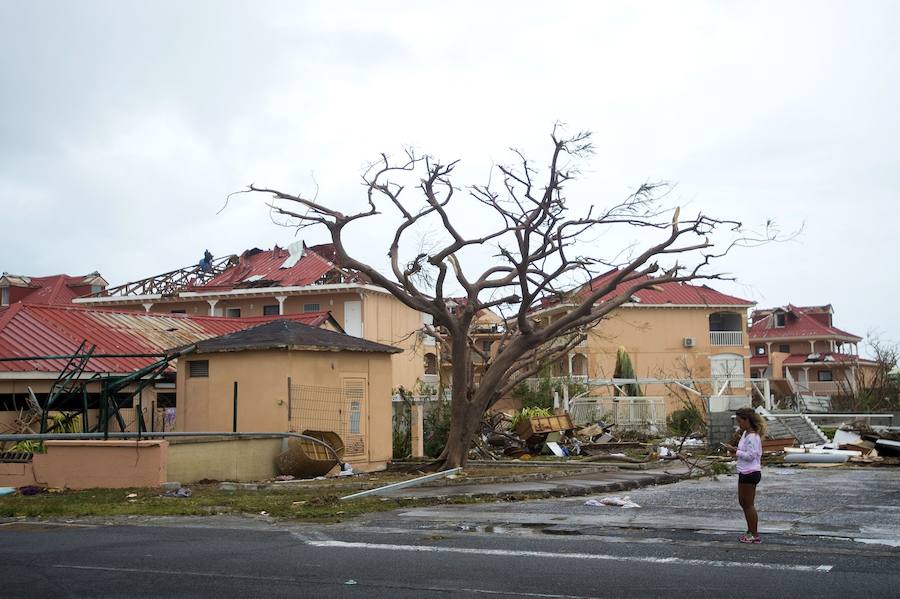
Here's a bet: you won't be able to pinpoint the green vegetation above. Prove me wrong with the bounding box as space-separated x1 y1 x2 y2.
423 399 452 458
613 347 642 396
667 403 705 438
0 485 480 521
511 367 588 410
509 407 552 429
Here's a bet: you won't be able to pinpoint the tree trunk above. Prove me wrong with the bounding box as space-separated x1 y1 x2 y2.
437 333 484 469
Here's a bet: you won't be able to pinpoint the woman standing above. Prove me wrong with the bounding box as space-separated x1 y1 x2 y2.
721 407 766 544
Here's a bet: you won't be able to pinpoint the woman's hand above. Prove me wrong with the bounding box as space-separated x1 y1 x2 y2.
720 443 736 453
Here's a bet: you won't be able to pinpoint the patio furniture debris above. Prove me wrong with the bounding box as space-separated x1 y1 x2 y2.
161 487 192 498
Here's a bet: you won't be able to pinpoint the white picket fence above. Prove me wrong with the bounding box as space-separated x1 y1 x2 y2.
569 396 667 431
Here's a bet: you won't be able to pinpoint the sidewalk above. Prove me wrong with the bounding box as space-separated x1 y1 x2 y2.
381 462 696 500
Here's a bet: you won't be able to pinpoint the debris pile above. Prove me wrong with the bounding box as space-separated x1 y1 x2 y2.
469 408 713 476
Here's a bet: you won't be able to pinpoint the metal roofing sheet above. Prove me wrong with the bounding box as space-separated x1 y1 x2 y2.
0 303 331 374
200 247 336 289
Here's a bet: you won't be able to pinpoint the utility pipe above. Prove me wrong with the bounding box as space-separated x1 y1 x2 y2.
0 431 344 466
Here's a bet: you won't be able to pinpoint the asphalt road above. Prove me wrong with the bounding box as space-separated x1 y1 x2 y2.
2 468 898 598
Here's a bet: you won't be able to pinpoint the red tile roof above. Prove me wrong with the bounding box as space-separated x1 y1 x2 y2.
749 356 768 367
749 304 861 341
0 303 333 374
197 245 349 291
575 269 753 307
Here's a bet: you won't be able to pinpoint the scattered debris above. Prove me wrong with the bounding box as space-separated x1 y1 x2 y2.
161 487 192 498
0 487 16 496
274 474 295 482
584 496 640 508
125 493 138 499
18 485 43 496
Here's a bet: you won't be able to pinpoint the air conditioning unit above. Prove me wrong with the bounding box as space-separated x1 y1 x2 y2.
683 337 696 348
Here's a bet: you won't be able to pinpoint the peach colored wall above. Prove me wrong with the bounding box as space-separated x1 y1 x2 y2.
363 291 426 391
176 349 394 470
572 306 751 413
0 440 168 489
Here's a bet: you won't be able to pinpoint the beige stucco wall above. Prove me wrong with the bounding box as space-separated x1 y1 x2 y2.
362 291 427 391
574 306 751 412
0 440 168 489
167 437 283 483
175 348 394 470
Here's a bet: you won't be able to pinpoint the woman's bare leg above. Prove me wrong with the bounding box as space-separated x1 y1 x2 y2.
738 484 758 535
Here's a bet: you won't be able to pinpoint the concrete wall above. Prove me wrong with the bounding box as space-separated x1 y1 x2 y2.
707 411 736 449
167 437 283 483
0 440 167 489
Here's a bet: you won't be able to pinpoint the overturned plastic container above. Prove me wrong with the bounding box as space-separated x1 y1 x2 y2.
276 430 345 478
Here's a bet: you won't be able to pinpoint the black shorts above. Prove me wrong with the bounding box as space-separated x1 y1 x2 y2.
738 471 761 486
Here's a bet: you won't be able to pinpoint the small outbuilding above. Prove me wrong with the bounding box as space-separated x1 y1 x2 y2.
175 319 401 472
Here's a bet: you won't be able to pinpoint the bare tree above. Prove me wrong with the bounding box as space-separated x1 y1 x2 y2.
241 127 769 470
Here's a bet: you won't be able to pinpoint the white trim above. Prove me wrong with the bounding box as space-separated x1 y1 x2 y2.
73 283 390 306
73 293 162 304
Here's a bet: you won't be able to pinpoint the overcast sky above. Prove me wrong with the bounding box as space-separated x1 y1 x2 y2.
1 1 898 349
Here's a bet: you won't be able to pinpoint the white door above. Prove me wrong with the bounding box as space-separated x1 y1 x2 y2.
344 300 362 337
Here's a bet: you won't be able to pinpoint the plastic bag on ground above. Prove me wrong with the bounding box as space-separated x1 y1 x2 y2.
584 496 640 508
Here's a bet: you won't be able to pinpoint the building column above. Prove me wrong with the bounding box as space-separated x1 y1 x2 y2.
207 299 219 316
410 402 424 459
275 295 287 315
141 302 153 313
808 339 816 353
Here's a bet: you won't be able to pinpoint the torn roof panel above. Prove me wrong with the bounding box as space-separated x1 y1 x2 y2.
0 304 335 374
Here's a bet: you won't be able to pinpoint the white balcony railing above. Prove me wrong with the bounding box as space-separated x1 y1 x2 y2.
709 330 743 346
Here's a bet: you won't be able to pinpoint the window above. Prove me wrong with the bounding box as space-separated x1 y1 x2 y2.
424 353 438 374
755 346 766 355
349 401 361 434
170 309 186 314
774 312 786 327
572 353 588 377
90 284 102 294
188 360 209 378
303 303 320 313
817 370 833 382
263 304 280 316
225 308 241 318
778 344 790 353
482 339 492 353
1 287 8 306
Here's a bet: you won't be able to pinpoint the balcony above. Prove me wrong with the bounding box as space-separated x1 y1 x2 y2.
709 330 743 346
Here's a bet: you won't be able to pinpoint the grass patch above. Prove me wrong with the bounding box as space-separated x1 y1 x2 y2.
0 484 482 522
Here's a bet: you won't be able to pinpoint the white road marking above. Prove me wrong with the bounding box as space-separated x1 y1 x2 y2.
306 540 834 573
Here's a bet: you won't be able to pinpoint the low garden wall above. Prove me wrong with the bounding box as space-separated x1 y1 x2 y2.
0 440 167 489
167 437 284 483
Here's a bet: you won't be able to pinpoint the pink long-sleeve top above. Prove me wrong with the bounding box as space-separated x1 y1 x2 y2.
736 431 762 474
